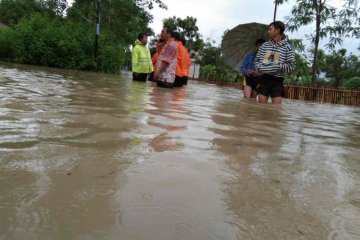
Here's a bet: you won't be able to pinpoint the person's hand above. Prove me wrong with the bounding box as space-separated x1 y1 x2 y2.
253 71 260 77
154 72 159 81
246 69 253 76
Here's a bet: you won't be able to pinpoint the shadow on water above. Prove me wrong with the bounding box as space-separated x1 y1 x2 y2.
1 63 360 240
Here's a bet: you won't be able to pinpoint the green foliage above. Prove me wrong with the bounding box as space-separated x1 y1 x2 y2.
0 0 47 26
0 14 125 73
318 48 360 88
200 65 216 80
199 41 222 66
284 0 360 85
134 0 167 10
67 0 156 45
163 16 200 41
97 34 126 73
214 65 237 82
46 0 68 17
200 64 237 82
284 74 311 86
0 0 67 25
0 0 164 73
162 16 204 52
198 40 237 82
342 77 360 89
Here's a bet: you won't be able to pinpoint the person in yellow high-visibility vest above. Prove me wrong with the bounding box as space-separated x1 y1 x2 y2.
132 33 153 81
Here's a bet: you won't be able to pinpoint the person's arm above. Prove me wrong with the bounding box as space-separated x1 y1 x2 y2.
279 45 295 73
241 54 251 76
132 46 139 73
254 46 264 74
152 53 158 65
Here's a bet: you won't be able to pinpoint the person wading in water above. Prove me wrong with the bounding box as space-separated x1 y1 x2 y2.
254 21 295 104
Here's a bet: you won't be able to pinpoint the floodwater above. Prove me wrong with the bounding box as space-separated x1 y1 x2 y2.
0 63 360 240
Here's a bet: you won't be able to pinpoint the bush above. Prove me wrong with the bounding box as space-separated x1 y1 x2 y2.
284 74 312 85
200 64 237 82
342 77 360 89
0 27 17 60
200 64 216 80
0 13 126 73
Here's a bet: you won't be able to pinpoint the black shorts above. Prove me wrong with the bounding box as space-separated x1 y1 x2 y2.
148 72 154 81
133 72 147 81
174 75 184 87
245 76 260 90
182 76 188 85
257 74 284 98
157 80 174 88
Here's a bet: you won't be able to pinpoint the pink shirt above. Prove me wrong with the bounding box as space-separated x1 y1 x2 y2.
156 38 178 83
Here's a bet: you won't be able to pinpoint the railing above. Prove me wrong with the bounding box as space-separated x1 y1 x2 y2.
284 85 360 106
191 78 360 106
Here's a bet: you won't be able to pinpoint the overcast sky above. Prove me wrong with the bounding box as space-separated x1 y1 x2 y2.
148 0 359 54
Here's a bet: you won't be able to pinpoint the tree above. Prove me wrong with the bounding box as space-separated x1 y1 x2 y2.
46 0 68 17
67 0 167 45
323 48 347 88
198 39 237 82
134 0 167 10
162 16 204 52
342 77 360 89
319 49 360 87
0 0 46 25
0 0 69 25
284 0 360 85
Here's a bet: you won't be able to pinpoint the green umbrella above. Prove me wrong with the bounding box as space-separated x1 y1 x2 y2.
221 22 269 72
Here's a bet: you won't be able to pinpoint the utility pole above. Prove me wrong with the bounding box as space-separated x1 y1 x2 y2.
94 0 101 70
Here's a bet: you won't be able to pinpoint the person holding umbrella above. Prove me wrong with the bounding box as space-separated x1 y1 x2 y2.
254 21 295 104
241 38 265 99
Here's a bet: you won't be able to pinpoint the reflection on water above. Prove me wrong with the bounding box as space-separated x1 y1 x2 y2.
1 63 360 240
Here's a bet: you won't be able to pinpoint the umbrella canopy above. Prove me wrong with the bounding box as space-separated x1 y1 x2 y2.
221 22 269 72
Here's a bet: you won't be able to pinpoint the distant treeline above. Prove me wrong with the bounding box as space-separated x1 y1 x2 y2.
0 0 164 73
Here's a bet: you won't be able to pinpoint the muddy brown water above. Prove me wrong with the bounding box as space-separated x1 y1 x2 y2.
1 63 360 240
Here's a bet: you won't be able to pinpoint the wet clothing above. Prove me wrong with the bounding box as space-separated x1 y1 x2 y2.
241 51 259 90
182 47 192 77
152 52 159 72
175 41 186 78
245 76 261 91
133 72 147 81
157 81 174 88
257 74 284 98
182 47 191 85
148 52 159 82
174 76 183 87
174 41 186 87
241 52 256 76
254 39 295 97
132 40 153 75
254 39 295 78
156 38 178 87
